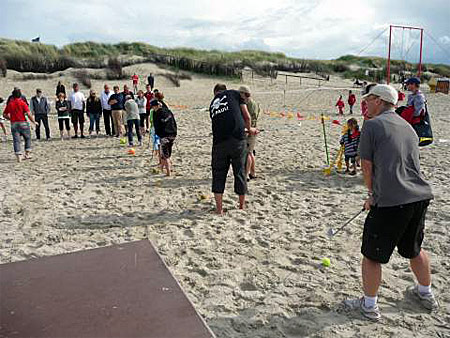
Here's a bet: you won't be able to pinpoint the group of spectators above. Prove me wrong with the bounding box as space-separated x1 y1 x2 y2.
0 74 181 166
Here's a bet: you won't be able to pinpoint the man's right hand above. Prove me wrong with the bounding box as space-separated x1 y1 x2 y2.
363 196 374 211
248 127 259 136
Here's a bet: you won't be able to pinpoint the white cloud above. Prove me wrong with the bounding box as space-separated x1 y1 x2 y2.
1 0 449 64
439 36 450 44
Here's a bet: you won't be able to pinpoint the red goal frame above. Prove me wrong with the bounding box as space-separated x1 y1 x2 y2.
387 25 424 84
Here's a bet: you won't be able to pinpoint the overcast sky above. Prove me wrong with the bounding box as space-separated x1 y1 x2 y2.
1 0 449 64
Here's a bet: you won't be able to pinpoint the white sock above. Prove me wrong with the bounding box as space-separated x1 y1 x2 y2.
363 295 378 308
418 284 432 295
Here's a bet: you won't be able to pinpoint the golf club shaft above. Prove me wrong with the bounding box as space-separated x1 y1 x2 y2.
333 208 365 235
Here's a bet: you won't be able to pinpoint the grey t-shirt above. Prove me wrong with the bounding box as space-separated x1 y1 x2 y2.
124 100 140 121
359 110 433 207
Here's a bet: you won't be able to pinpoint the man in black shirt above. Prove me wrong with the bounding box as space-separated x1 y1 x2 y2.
209 83 258 214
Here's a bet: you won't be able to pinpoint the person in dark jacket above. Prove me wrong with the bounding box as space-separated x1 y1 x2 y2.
55 92 71 140
147 73 154 90
150 99 177 176
86 89 102 137
30 88 51 140
108 86 125 137
56 81 66 97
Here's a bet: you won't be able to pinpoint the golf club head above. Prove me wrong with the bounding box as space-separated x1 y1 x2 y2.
327 228 336 237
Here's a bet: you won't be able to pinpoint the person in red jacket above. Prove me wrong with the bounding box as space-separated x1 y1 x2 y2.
3 88 37 162
348 90 356 114
336 95 345 115
143 84 154 133
132 73 139 94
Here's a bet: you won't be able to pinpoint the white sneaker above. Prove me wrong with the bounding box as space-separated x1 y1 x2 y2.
407 285 439 311
343 296 381 321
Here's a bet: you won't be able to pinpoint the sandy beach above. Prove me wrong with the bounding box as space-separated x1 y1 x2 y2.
1 64 449 337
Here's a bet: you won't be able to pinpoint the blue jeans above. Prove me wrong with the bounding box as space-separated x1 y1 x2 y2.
11 122 32 155
127 119 141 145
150 127 160 151
89 113 100 132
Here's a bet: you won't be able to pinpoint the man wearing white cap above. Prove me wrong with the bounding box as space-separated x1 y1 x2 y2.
344 84 437 320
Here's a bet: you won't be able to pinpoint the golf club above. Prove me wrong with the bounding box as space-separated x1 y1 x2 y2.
327 207 365 237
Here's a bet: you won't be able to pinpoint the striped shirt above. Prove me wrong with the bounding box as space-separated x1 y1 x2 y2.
340 130 360 157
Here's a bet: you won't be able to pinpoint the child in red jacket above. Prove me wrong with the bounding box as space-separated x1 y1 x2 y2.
347 90 356 114
336 95 345 115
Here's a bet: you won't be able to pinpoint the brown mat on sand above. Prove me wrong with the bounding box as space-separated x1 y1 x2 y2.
0 240 215 338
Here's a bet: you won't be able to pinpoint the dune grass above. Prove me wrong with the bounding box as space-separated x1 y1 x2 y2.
1 38 449 79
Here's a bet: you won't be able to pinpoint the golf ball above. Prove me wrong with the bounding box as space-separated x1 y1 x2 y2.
322 258 331 267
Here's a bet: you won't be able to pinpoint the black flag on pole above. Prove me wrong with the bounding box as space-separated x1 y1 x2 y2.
31 36 40 43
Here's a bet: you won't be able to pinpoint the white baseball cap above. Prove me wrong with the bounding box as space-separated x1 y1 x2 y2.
362 84 398 105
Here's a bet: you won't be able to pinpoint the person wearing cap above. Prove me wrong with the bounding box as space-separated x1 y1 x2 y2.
30 88 51 140
239 85 260 181
343 84 437 320
401 77 426 125
150 99 177 176
209 83 258 214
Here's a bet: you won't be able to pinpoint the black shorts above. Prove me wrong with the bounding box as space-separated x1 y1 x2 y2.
211 137 247 195
160 136 175 159
361 199 430 264
71 109 85 125
139 113 149 127
58 119 70 131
